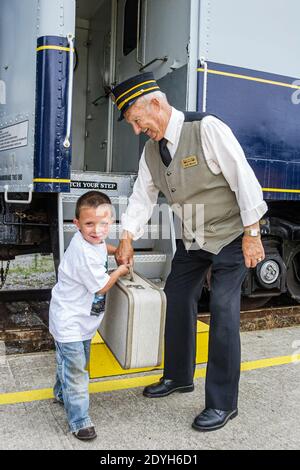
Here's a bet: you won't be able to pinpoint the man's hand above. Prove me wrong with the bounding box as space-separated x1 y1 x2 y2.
115 231 134 266
242 235 265 268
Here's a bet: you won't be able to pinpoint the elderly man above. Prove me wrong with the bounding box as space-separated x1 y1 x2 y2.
111 72 267 431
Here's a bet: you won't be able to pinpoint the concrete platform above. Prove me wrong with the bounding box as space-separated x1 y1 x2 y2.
0 326 299 450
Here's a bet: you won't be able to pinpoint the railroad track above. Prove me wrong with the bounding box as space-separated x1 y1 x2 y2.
0 297 53 354
0 289 51 302
0 290 299 354
199 304 300 331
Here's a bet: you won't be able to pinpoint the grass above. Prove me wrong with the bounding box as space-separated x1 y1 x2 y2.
7 255 55 276
1 255 56 289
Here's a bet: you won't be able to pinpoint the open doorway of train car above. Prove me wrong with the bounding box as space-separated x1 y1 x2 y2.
72 0 191 174
72 0 114 173
73 0 143 174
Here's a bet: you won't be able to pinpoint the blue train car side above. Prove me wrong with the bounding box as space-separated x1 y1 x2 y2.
197 62 300 201
197 61 300 303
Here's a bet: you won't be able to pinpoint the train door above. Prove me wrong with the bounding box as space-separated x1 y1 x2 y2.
112 0 191 173
73 0 116 173
73 0 151 175
111 0 145 173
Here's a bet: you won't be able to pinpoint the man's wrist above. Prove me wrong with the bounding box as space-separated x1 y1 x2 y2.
243 228 261 237
121 230 134 242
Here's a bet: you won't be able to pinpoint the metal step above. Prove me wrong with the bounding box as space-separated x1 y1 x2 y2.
57 173 174 282
108 252 168 280
63 223 159 250
61 194 130 222
70 171 137 198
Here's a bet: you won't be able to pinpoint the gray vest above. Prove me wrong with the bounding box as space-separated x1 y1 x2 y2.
144 121 244 254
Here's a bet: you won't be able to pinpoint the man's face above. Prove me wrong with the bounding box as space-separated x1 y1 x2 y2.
124 98 167 141
74 204 113 245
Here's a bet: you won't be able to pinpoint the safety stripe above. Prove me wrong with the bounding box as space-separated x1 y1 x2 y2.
33 178 70 183
118 86 160 110
36 45 74 52
262 188 300 194
115 80 157 105
197 68 300 90
0 353 299 406
240 355 300 372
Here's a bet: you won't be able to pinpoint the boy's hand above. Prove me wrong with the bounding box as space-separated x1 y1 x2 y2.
116 264 131 277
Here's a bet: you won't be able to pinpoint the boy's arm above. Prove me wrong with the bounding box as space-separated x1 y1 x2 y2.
96 265 129 295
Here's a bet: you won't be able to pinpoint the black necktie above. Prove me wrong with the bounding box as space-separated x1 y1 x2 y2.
159 138 172 167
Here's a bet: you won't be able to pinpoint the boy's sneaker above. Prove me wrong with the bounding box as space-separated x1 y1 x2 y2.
53 398 64 406
73 426 97 441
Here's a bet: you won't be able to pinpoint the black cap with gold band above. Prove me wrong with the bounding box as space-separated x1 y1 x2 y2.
111 72 160 121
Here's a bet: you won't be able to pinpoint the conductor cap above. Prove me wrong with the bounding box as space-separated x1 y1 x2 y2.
111 72 160 121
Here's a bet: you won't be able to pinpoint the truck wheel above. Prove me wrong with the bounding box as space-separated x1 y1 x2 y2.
255 259 281 289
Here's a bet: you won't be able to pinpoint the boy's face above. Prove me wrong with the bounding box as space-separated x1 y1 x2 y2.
73 204 113 245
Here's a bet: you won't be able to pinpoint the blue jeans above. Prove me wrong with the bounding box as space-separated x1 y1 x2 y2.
53 340 93 433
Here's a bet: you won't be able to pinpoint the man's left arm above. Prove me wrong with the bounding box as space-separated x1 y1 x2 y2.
201 116 267 268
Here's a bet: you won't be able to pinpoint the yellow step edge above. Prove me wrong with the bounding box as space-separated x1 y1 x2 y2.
88 320 209 379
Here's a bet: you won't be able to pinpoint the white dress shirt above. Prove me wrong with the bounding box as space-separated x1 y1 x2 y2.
122 107 268 240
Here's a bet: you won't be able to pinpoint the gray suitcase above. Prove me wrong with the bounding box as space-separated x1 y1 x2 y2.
99 271 166 369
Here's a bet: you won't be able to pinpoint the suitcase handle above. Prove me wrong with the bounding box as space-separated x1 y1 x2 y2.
128 266 134 282
126 268 145 289
124 266 134 282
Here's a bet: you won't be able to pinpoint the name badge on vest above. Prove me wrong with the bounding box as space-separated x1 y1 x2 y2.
181 155 198 169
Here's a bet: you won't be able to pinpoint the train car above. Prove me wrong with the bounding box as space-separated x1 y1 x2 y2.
0 0 299 307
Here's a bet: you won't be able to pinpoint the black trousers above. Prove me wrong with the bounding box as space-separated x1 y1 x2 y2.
163 236 248 410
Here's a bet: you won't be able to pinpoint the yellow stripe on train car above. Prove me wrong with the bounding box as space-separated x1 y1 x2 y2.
262 188 300 194
36 46 75 52
197 68 300 90
33 179 71 183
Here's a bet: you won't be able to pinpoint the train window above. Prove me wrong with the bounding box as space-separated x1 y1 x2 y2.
123 0 142 56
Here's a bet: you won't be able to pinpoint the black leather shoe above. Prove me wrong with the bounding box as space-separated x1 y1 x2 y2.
73 426 97 441
143 378 194 398
192 408 238 431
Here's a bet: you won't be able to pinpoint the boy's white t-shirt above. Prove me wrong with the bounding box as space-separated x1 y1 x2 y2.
49 230 110 343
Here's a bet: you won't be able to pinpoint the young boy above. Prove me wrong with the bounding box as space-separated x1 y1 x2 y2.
49 191 129 441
